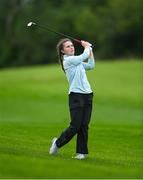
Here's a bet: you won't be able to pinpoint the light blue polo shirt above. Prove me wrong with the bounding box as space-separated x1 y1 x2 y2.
63 48 95 94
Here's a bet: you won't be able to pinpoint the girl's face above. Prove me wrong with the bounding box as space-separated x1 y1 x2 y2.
62 41 75 56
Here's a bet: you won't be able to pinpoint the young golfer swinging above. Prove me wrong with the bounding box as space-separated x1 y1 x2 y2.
49 38 95 159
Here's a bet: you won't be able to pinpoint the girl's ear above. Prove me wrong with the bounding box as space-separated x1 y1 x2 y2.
61 50 64 54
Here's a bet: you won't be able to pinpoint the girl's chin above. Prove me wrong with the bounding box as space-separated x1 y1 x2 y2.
69 52 75 55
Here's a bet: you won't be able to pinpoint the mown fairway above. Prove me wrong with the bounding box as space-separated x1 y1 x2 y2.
0 60 142 178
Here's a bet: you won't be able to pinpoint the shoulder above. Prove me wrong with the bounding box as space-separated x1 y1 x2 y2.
63 55 74 61
63 55 74 66
63 56 75 70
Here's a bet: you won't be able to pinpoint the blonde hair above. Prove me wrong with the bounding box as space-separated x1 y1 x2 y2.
56 38 72 73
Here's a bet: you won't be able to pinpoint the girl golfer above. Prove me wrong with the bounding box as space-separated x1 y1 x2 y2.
49 38 95 159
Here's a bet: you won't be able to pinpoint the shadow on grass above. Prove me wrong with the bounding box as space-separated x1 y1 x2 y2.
0 147 48 159
0 146 142 169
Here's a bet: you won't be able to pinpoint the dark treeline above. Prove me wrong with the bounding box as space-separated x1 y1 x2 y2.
0 0 143 68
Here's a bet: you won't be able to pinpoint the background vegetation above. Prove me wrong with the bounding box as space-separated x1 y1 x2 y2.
0 0 143 68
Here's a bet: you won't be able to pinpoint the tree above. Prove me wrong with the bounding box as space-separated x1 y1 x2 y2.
0 0 143 68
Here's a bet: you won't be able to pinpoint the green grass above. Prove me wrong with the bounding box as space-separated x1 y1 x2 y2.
0 60 142 178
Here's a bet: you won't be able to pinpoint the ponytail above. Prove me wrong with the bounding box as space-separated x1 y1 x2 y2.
56 38 72 73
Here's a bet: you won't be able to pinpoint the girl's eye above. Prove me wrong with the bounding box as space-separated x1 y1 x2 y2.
66 45 73 48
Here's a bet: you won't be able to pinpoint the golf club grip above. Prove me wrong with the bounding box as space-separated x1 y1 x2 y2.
74 39 94 48
74 39 81 44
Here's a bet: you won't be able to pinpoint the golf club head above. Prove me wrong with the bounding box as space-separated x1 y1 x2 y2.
27 22 36 27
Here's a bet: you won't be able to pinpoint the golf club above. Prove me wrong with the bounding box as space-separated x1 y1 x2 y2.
27 21 93 47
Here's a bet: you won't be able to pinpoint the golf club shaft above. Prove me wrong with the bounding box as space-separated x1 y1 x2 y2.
34 23 93 46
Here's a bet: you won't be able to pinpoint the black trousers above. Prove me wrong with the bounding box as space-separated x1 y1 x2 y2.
56 92 93 154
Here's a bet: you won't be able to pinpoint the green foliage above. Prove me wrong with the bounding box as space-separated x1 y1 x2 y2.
0 0 143 67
